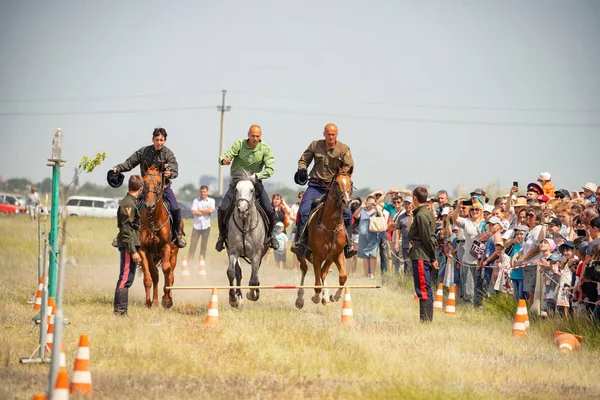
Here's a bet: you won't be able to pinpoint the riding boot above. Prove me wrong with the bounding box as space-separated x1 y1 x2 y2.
290 221 305 257
215 209 227 252
267 211 279 250
343 221 358 259
113 288 129 316
419 299 433 323
171 208 187 248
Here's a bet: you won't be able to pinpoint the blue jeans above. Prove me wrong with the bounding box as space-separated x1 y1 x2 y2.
164 186 180 211
378 233 388 273
512 279 526 300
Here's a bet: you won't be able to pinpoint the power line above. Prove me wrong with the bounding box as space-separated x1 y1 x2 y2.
234 106 600 128
230 90 600 114
0 105 215 116
0 90 218 104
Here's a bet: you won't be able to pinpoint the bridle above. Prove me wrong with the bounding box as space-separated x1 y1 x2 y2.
142 170 164 211
232 182 260 261
316 173 353 260
329 173 353 206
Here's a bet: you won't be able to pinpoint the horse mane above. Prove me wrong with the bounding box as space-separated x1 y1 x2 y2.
230 170 255 186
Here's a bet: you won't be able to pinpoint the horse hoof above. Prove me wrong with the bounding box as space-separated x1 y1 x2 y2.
321 297 329 306
146 301 152 309
311 295 320 304
295 298 304 309
229 297 239 308
246 291 256 302
162 299 173 309
329 295 336 303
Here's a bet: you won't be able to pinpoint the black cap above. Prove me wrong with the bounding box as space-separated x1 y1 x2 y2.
107 170 124 188
555 189 570 198
559 241 574 250
545 217 561 227
590 217 600 230
527 182 543 195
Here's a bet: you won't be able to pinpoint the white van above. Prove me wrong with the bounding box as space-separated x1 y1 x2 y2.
64 196 118 218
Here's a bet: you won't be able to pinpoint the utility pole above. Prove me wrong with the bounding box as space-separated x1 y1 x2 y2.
217 89 231 195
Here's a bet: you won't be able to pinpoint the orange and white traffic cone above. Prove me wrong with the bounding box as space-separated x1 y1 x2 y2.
523 303 530 330
512 299 528 336
554 331 583 352
70 334 92 396
198 258 207 280
205 288 219 326
433 283 444 312
53 368 69 400
181 256 190 281
444 285 456 315
33 275 44 311
32 393 47 400
341 287 356 327
59 341 67 375
45 297 56 355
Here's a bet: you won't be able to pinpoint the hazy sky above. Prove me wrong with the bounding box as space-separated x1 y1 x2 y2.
1 1 599 196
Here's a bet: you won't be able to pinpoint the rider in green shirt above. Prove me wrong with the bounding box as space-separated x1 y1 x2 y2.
215 125 279 252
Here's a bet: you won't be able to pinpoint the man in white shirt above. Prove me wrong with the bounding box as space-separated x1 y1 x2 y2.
188 186 215 263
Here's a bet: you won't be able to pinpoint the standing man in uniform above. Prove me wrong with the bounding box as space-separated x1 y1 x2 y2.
111 127 186 248
291 123 357 259
408 186 438 322
215 124 279 251
114 175 143 315
27 186 42 221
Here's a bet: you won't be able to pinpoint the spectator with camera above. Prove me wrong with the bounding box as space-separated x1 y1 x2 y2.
575 217 600 313
394 196 414 275
354 195 380 279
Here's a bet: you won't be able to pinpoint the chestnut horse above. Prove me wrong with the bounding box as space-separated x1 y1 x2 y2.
139 164 178 308
295 166 353 308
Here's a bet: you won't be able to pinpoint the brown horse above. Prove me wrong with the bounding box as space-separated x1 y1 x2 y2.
295 166 353 308
139 164 178 308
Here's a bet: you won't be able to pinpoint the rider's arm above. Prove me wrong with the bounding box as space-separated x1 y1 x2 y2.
219 139 242 165
114 147 144 173
165 148 179 179
256 144 274 180
298 142 316 170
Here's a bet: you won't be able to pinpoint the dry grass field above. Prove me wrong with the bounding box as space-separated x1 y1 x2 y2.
1 216 600 399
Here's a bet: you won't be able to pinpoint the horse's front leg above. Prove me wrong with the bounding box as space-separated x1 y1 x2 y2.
296 256 308 309
246 253 261 302
227 254 240 308
139 250 153 308
147 255 160 308
311 254 324 304
331 252 347 303
161 245 175 309
320 260 334 305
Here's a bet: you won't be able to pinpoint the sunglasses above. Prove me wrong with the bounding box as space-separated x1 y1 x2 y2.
393 201 402 204
526 214 535 218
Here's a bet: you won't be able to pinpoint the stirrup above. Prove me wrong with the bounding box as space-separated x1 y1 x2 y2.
215 236 226 252
344 245 358 259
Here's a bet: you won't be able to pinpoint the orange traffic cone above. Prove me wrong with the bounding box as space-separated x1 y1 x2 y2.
512 299 528 336
32 394 47 400
433 283 444 312
205 288 219 326
33 275 44 311
341 287 356 326
53 367 69 400
444 285 456 315
59 341 67 375
45 297 56 355
181 256 190 281
198 258 207 280
413 294 418 301
70 334 92 395
554 331 583 352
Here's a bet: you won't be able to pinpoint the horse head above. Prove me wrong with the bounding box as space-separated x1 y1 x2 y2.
235 177 255 221
142 164 164 210
331 166 353 209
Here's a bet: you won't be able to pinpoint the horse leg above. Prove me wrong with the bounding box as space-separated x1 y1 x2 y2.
235 261 243 303
148 256 160 308
227 254 240 308
320 260 334 305
161 246 175 309
140 250 153 308
311 254 324 304
246 253 261 302
331 253 347 303
295 257 308 309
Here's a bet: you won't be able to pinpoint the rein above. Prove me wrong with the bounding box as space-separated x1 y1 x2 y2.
316 174 351 260
232 196 261 262
141 170 170 250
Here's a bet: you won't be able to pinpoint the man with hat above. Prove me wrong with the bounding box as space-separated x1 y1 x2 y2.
110 127 186 248
291 123 356 259
470 188 487 203
526 183 544 200
554 189 571 201
546 217 567 246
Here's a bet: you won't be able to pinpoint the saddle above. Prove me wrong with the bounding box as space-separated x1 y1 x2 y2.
295 199 327 263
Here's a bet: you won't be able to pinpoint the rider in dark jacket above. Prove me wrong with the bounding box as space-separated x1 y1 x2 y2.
112 127 186 248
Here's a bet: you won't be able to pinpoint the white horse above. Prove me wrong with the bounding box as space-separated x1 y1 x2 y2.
226 173 269 307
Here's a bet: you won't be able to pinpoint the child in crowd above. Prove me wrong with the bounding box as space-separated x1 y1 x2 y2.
509 225 528 300
556 241 575 317
273 222 288 269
